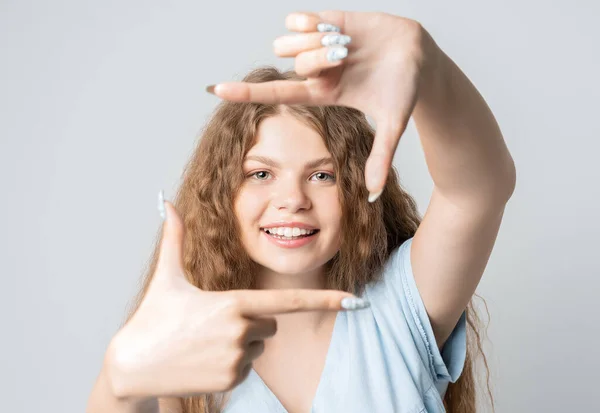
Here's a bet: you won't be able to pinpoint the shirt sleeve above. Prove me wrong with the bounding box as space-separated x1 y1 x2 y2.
375 237 467 384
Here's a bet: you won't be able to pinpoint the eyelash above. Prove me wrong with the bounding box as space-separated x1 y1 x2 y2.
248 170 336 182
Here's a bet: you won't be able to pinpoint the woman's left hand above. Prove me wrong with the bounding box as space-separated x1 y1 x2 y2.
208 11 443 201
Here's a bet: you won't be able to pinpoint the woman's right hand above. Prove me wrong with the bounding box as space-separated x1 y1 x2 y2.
104 196 366 401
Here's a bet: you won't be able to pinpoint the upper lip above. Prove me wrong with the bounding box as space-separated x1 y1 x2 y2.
261 221 319 230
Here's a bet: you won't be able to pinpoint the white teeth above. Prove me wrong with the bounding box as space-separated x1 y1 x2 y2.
263 227 317 236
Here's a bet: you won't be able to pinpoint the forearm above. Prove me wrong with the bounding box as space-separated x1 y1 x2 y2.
412 31 516 207
86 355 159 413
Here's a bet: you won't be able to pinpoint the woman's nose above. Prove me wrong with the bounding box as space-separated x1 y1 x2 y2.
271 181 311 212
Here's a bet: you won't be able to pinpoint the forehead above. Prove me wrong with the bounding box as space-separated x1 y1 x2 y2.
246 113 329 158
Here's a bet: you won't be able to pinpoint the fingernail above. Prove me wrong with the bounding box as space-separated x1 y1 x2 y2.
326 46 348 62
206 85 216 95
317 23 341 33
368 189 383 203
321 34 352 47
341 296 370 310
158 189 166 221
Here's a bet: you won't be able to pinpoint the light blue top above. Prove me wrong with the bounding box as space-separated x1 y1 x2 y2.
223 238 467 413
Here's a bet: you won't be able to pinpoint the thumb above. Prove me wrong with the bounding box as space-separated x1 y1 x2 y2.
365 118 406 203
156 190 186 275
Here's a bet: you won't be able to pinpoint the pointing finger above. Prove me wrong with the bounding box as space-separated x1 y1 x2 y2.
230 289 370 317
208 80 315 105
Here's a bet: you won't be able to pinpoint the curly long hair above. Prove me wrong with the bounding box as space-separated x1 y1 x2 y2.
123 66 494 412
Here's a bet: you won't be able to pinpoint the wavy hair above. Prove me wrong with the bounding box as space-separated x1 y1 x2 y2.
123 66 494 413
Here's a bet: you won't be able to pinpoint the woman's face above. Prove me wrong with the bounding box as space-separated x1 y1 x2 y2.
234 111 342 279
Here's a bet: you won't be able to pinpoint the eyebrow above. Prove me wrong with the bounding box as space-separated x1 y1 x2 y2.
244 155 334 169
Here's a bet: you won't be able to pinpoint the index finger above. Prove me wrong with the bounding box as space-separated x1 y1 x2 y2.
208 80 315 105
230 289 370 316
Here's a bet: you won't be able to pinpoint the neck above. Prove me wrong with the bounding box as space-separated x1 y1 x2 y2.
254 265 332 333
254 269 326 290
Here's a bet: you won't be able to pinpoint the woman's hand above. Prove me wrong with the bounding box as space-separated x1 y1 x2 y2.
105 193 364 400
208 11 443 202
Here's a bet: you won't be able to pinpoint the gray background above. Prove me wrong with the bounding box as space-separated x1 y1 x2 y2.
1 0 598 411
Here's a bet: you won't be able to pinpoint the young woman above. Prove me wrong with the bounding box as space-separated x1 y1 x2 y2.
87 10 515 413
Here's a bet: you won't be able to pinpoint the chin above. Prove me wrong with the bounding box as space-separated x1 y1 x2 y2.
257 257 323 276
243 232 341 276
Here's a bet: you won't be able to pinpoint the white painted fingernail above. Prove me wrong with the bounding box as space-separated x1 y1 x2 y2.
341 297 370 310
321 34 352 47
368 189 383 203
158 189 166 221
326 46 348 62
317 23 341 33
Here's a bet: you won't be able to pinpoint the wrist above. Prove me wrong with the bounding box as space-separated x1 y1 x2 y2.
414 28 455 118
92 351 157 413
104 338 150 403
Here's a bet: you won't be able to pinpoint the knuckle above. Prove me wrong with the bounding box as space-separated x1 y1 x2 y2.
268 318 278 335
289 293 306 311
294 59 308 77
226 363 251 390
222 293 244 314
240 363 252 381
329 295 342 309
228 320 249 341
227 347 246 371
248 341 265 361
314 50 324 66
256 340 266 356
220 369 239 390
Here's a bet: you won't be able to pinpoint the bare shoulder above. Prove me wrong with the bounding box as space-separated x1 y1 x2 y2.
159 397 183 413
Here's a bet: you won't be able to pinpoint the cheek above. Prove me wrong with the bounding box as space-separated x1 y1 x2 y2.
234 188 266 226
316 192 343 228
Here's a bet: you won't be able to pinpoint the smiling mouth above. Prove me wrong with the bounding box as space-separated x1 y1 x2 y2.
260 228 320 240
